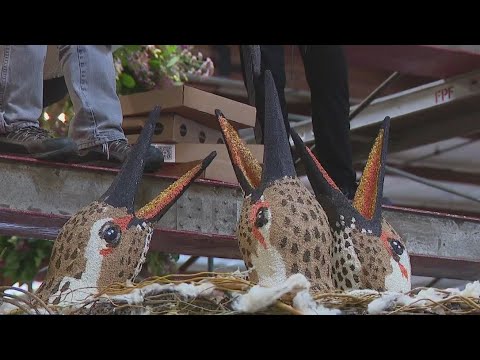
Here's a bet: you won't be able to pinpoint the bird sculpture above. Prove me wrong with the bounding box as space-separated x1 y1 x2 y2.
215 71 335 291
35 106 217 305
290 117 411 292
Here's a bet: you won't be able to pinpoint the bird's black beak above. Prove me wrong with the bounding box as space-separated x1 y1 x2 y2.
258 70 296 188
100 106 161 213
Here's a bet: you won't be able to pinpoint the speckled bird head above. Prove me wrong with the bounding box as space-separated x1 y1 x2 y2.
36 107 216 306
215 71 334 292
291 117 411 292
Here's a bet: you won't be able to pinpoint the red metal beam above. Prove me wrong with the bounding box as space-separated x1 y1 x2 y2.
411 254 480 280
1 206 480 280
385 205 480 219
0 207 240 259
354 164 480 186
382 204 480 222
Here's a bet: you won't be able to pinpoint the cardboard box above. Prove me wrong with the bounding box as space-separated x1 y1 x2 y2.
203 159 258 184
124 114 224 144
152 143 264 184
153 143 264 163
119 85 256 130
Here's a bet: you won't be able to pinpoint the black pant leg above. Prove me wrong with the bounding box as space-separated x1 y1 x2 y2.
300 45 357 196
240 45 289 143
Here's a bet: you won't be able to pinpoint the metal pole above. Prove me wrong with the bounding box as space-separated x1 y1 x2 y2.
349 71 401 121
403 137 479 165
207 257 214 272
178 256 200 273
385 165 480 204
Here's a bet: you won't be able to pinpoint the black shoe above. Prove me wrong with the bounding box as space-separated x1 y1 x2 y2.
76 139 164 172
0 126 77 161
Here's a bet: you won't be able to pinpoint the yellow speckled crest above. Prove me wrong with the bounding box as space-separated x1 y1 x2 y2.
215 110 262 193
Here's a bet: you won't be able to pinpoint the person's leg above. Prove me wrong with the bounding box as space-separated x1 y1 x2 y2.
299 45 357 198
0 45 45 132
58 45 163 170
58 45 125 150
240 45 289 144
0 45 76 157
239 45 263 142
212 45 232 76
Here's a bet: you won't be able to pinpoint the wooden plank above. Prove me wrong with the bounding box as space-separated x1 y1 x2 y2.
344 45 480 78
292 70 480 161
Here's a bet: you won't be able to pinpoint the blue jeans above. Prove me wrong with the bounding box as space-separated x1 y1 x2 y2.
0 45 125 150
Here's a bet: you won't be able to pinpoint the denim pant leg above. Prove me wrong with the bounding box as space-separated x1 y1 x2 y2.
57 45 125 150
0 45 46 134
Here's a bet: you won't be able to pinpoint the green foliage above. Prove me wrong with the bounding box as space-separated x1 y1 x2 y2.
113 45 214 95
39 97 73 138
0 236 53 286
120 73 136 89
145 252 180 276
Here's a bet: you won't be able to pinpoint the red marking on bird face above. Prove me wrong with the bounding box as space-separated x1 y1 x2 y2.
399 264 408 279
380 230 392 252
100 248 113 257
380 229 409 280
113 215 133 231
250 200 270 250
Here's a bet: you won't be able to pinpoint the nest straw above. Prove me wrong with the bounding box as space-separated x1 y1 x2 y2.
1 273 479 315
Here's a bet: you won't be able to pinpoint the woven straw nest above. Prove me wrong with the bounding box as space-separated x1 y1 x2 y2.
1 272 479 315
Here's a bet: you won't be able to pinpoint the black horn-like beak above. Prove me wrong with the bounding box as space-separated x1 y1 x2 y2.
290 128 343 200
100 106 161 213
259 70 296 187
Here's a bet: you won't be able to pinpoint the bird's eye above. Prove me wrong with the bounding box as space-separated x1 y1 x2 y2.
389 239 404 256
255 207 269 228
99 222 122 247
